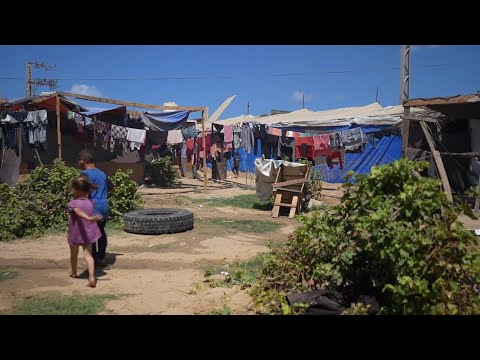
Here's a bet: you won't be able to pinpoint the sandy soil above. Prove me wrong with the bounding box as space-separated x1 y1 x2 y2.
0 173 299 315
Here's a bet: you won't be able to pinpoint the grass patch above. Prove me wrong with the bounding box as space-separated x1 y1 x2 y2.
210 306 231 315
204 253 271 289
13 291 122 315
178 194 273 211
200 219 281 234
0 268 18 281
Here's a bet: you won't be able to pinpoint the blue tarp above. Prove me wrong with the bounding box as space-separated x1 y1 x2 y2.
208 125 402 183
141 110 190 131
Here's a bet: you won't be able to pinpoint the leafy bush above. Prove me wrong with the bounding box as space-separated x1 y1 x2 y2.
147 156 179 187
0 160 140 241
257 159 480 315
308 167 322 200
108 169 142 223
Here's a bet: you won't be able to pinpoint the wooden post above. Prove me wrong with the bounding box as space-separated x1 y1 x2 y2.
420 121 453 202
475 195 480 213
401 106 410 157
56 95 62 159
202 108 208 192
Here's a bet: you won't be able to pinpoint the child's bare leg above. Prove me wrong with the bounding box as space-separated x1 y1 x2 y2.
69 245 79 277
82 244 96 287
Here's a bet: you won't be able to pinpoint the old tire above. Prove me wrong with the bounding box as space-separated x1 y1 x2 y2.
123 208 194 235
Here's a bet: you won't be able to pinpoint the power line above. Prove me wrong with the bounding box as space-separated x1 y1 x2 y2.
1 60 480 82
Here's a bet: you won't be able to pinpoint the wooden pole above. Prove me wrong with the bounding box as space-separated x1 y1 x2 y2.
401 106 410 158
420 121 453 202
56 95 62 159
202 108 208 192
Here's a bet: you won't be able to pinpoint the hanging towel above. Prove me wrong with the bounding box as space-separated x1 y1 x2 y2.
127 128 146 151
223 125 234 142
167 129 184 145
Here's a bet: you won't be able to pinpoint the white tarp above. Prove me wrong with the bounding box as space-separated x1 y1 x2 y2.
255 158 307 201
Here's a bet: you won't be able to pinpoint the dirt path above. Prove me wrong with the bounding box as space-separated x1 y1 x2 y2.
0 176 298 315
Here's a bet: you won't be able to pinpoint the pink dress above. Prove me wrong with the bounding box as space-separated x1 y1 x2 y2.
67 199 101 246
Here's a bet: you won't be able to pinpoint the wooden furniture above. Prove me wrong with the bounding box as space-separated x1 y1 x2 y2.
272 164 310 219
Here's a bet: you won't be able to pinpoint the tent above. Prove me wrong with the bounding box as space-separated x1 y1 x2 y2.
211 102 419 183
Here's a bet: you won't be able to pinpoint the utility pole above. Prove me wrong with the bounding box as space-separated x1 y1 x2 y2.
247 101 250 115
302 93 305 109
26 61 58 97
399 45 411 104
376 85 379 103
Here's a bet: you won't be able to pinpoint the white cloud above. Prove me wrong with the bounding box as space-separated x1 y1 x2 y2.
292 90 313 103
69 84 103 97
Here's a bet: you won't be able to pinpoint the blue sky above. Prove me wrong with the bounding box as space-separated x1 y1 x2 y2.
0 45 479 119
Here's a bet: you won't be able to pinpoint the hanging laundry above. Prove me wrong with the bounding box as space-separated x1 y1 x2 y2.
326 151 344 170
329 132 344 150
233 123 242 149
262 134 278 159
94 120 112 151
340 128 365 151
313 134 331 157
147 130 168 146
295 137 314 159
181 126 198 140
267 127 282 136
278 137 295 161
241 123 255 154
110 124 129 155
223 125 234 142
24 110 48 147
126 127 146 151
166 129 184 145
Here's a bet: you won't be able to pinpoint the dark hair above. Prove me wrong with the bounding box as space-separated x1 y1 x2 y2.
70 175 98 193
78 149 94 164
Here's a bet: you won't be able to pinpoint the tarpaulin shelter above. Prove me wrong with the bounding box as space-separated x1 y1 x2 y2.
211 102 423 183
0 92 209 190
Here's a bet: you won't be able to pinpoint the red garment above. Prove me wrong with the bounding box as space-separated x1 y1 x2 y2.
295 137 314 159
327 151 343 170
197 133 211 152
186 138 194 158
313 135 331 157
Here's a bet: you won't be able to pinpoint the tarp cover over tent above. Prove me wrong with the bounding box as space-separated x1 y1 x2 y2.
211 102 411 183
142 110 191 131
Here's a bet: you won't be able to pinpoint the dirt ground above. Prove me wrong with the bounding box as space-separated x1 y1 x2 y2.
3 170 478 315
0 172 303 315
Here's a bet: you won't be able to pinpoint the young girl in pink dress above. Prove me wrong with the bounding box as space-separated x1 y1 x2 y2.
67 176 103 287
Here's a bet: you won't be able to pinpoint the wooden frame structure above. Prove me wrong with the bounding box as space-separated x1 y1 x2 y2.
402 93 480 204
272 164 310 219
35 92 208 192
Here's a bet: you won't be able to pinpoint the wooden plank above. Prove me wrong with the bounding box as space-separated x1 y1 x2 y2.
404 94 480 107
56 95 62 159
274 187 303 193
403 116 438 123
276 202 298 208
401 107 410 157
289 196 299 218
206 95 236 123
57 91 204 112
420 121 453 202
272 193 282 218
273 178 308 188
475 196 480 213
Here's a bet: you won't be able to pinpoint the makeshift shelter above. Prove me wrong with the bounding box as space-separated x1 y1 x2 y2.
0 92 208 189
212 102 420 183
402 93 480 203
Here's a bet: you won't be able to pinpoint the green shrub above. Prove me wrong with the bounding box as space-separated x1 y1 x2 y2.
257 159 480 315
108 169 142 223
0 160 140 241
148 156 179 187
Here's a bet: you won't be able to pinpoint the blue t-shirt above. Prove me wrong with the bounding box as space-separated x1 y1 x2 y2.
81 168 110 219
